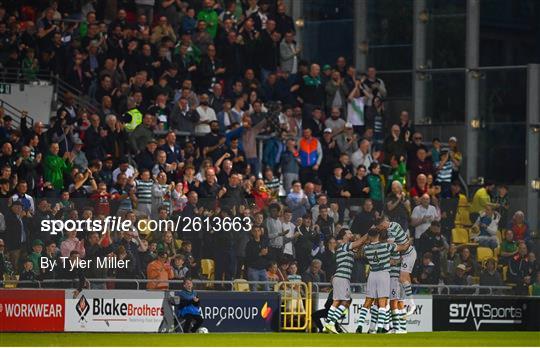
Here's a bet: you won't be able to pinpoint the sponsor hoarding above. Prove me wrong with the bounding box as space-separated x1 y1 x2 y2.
0 289 65 332
433 296 540 331
65 290 167 332
193 291 281 332
315 294 433 332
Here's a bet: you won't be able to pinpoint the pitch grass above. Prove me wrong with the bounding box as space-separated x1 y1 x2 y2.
1 332 539 347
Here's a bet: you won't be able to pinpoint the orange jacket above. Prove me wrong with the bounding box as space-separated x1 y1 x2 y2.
146 260 174 290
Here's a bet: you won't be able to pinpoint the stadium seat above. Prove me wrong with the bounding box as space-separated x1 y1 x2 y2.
3 274 18 288
176 239 183 249
471 276 480 285
452 227 470 244
233 279 250 292
502 265 508 282
496 229 503 244
200 259 215 280
477 247 493 263
529 285 533 296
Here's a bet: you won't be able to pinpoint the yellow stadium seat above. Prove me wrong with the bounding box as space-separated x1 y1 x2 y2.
496 230 504 244
529 285 533 296
3 274 18 288
471 276 480 285
233 279 250 292
175 239 183 249
477 247 493 263
200 259 215 280
452 227 470 244
502 265 509 282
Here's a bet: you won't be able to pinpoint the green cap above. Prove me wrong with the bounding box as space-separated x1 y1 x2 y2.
33 239 44 247
322 64 332 71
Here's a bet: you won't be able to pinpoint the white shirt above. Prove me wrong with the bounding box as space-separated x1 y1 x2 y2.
112 165 136 182
411 204 440 239
282 221 296 256
351 149 373 170
195 105 217 134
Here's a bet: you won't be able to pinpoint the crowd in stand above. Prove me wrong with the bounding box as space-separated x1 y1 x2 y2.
0 0 538 295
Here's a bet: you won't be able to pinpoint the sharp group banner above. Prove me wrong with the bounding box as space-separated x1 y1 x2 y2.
314 294 433 332
0 289 65 332
433 296 540 331
64 290 167 332
194 291 281 332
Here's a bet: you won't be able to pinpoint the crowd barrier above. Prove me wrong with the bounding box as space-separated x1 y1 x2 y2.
2 288 539 333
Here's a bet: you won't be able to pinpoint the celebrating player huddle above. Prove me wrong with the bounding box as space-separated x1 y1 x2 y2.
324 216 417 335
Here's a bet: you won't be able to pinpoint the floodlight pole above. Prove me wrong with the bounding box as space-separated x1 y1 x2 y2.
465 0 480 185
412 0 427 125
526 64 540 234
353 0 368 72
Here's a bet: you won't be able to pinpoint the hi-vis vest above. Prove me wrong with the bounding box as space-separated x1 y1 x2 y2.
124 108 143 132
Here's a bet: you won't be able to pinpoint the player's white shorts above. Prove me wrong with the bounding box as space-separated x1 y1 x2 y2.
332 276 351 300
366 270 390 299
390 277 402 300
400 248 417 274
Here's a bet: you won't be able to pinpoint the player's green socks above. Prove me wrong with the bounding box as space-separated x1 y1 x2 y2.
391 309 400 331
369 306 378 331
357 306 369 326
399 309 407 331
403 282 413 297
377 307 388 330
327 306 339 324
335 305 346 322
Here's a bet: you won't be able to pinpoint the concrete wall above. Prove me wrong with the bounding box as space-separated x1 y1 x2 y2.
0 82 53 124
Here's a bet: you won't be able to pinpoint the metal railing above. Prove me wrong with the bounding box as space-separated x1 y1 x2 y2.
1 277 518 296
0 98 35 128
1 67 100 117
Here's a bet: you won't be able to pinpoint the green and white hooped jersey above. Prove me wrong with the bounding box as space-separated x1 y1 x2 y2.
363 242 396 272
334 242 355 280
387 222 414 256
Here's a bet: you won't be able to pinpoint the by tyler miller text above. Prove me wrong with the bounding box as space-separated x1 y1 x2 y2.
41 256 130 272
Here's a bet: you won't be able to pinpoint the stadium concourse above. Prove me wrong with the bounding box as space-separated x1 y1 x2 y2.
0 0 539 340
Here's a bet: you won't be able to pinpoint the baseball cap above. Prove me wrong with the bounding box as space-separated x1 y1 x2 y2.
449 136 457 142
345 122 353 128
456 264 467 271
324 128 333 134
73 138 83 145
322 64 332 71
33 239 44 247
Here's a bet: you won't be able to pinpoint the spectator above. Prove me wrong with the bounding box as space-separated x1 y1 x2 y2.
456 247 479 277
470 181 495 223
367 162 384 214
147 250 174 290
479 258 503 292
384 181 410 232
297 128 322 184
448 264 474 294
3 201 29 272
411 194 440 239
417 221 448 269
245 226 270 291
471 204 500 250
412 252 440 291
302 258 326 283
508 211 532 250
508 242 533 295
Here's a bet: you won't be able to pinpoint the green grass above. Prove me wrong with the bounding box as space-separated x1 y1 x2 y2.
1 332 539 347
